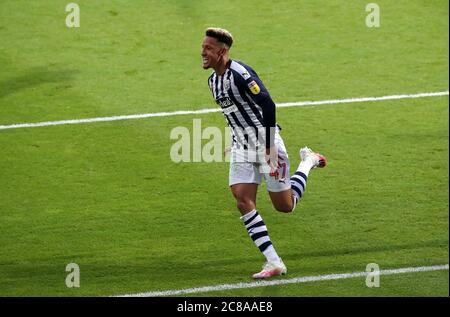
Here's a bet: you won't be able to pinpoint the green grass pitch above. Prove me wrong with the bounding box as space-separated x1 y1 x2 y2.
0 0 448 296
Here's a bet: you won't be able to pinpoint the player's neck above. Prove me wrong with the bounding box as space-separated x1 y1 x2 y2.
214 58 231 76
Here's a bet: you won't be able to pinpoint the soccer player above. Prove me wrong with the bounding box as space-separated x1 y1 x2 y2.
201 27 327 279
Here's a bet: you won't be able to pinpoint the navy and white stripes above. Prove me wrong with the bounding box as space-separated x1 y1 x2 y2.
208 60 265 148
290 171 308 205
243 211 272 253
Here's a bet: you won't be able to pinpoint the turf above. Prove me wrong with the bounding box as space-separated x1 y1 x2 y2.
186 270 450 297
0 0 448 296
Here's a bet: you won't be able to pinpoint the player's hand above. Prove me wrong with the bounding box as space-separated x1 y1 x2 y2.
265 146 279 176
224 146 231 158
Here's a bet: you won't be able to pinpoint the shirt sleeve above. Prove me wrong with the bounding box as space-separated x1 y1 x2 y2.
232 66 276 149
235 67 271 104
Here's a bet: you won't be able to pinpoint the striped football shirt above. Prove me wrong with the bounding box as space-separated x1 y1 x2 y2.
207 60 278 150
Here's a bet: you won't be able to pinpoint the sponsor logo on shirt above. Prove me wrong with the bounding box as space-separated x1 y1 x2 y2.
217 97 238 114
222 105 238 115
241 71 251 80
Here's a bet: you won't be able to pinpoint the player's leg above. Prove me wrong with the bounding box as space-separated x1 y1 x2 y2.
229 161 286 279
265 134 327 212
264 134 296 212
268 189 295 213
230 183 258 216
287 146 327 210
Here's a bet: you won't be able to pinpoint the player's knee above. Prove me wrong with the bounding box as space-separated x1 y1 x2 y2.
236 200 255 213
274 203 294 213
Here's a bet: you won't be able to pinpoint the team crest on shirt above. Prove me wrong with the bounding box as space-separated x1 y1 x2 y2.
248 80 260 94
223 79 230 91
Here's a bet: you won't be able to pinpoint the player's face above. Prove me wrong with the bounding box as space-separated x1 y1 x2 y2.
201 36 225 69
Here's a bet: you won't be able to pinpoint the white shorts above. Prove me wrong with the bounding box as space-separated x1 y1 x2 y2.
229 132 291 192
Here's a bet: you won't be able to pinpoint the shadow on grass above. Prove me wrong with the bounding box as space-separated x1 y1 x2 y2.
0 66 78 98
188 238 449 270
282 238 449 262
1 238 447 296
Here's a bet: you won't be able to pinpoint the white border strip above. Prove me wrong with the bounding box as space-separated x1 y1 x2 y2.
117 264 449 297
1 91 448 130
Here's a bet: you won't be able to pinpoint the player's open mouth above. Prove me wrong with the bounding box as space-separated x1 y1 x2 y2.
202 57 209 64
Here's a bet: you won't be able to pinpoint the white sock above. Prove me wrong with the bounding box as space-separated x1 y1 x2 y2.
297 157 315 177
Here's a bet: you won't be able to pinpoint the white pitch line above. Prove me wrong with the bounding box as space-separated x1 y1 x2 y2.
276 91 449 107
116 264 449 297
0 91 448 130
